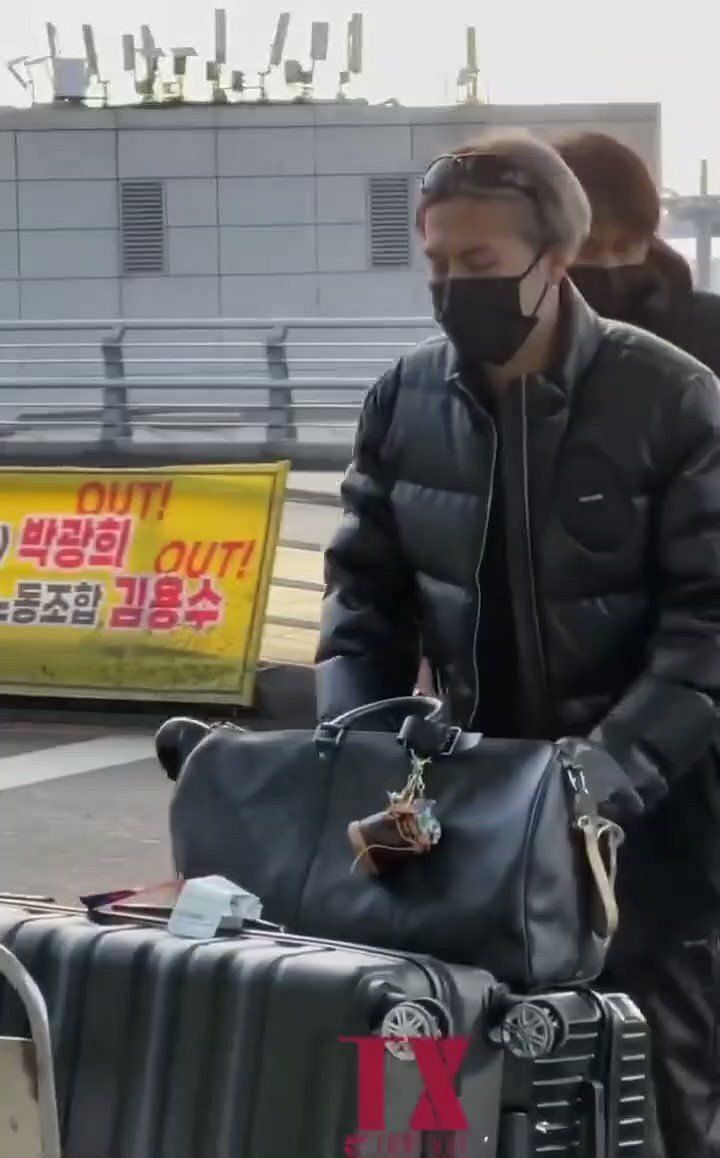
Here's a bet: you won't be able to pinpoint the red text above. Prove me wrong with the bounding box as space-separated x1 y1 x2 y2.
17 516 132 572
154 539 256 579
340 1037 470 1133
108 574 224 633
77 480 172 521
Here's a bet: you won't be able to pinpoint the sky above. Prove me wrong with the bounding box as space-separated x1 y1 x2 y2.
0 0 719 193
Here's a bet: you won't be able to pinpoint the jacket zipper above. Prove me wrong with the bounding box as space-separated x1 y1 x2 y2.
520 378 550 718
453 376 498 728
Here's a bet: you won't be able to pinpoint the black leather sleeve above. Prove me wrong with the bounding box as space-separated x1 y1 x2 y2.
315 369 419 721
590 371 720 809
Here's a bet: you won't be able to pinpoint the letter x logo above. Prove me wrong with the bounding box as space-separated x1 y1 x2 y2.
340 1036 470 1131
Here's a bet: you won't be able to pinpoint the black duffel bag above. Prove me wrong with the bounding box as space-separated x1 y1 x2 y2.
162 696 623 989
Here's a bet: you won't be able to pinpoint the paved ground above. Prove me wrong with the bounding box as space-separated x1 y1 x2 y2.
0 471 343 904
0 720 170 901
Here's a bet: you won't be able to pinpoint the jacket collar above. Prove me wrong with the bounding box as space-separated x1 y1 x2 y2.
552 279 605 398
443 278 604 402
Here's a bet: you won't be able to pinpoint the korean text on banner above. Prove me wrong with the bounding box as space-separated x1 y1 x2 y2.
0 463 288 705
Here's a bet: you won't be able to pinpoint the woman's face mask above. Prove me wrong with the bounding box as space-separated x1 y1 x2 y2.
570 263 662 322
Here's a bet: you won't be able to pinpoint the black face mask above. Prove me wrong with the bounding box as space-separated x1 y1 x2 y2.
570 263 663 323
431 252 548 366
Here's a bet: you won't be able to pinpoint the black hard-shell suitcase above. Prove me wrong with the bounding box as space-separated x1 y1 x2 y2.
0 900 505 1158
0 900 649 1158
497 988 649 1156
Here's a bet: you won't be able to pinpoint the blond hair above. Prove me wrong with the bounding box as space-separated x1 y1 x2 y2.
420 130 592 257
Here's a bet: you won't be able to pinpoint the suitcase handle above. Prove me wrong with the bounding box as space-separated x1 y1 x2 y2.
0 896 284 936
89 903 286 936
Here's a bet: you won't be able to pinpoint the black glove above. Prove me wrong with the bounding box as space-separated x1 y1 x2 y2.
557 737 644 825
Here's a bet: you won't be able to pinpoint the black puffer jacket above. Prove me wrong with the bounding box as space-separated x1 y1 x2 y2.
617 239 720 376
317 284 720 944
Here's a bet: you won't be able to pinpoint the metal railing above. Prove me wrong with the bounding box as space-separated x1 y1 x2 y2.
264 477 339 665
0 316 434 471
0 315 418 665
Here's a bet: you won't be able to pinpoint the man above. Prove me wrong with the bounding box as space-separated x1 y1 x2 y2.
316 132 720 1157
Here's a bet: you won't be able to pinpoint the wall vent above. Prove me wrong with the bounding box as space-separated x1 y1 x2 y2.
369 176 411 267
121 181 166 275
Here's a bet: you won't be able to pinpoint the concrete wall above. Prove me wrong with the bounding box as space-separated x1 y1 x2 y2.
0 100 661 322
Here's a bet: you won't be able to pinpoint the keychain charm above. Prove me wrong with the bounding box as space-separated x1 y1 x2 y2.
348 751 443 876
413 797 442 845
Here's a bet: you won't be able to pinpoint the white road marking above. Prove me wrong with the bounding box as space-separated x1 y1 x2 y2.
0 735 156 792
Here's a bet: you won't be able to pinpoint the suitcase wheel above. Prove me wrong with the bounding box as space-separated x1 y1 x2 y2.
490 998 568 1060
376 996 452 1061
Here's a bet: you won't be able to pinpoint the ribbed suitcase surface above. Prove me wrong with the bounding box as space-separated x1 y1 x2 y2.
499 989 649 1156
0 905 503 1158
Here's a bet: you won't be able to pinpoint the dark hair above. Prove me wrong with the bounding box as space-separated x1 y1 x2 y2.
417 130 591 256
554 132 660 241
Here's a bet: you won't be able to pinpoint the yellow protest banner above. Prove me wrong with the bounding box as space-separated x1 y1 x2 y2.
0 463 288 705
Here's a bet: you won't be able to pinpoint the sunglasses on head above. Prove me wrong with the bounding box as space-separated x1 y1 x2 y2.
421 153 541 209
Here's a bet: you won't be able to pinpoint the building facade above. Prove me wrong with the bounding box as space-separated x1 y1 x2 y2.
0 100 660 322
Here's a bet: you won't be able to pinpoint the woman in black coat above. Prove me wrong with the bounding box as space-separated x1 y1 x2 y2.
557 130 720 1158
556 131 720 376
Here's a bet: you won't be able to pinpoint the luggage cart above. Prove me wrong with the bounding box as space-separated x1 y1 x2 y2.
0 944 61 1158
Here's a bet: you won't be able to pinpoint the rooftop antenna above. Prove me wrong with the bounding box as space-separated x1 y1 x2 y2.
82 25 99 79
310 20 329 65
284 19 329 101
214 11 290 106
270 13 291 68
42 21 61 101
82 24 109 107
121 32 137 91
457 26 484 104
700 158 709 197
170 47 198 101
45 20 91 105
258 12 290 102
207 9 228 102
45 21 89 106
338 12 363 100
135 25 164 102
45 23 59 61
215 9 227 66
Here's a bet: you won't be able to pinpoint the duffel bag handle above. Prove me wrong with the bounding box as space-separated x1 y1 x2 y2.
315 695 457 760
325 695 444 730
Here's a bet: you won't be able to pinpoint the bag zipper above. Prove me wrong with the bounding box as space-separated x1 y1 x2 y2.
560 755 591 824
